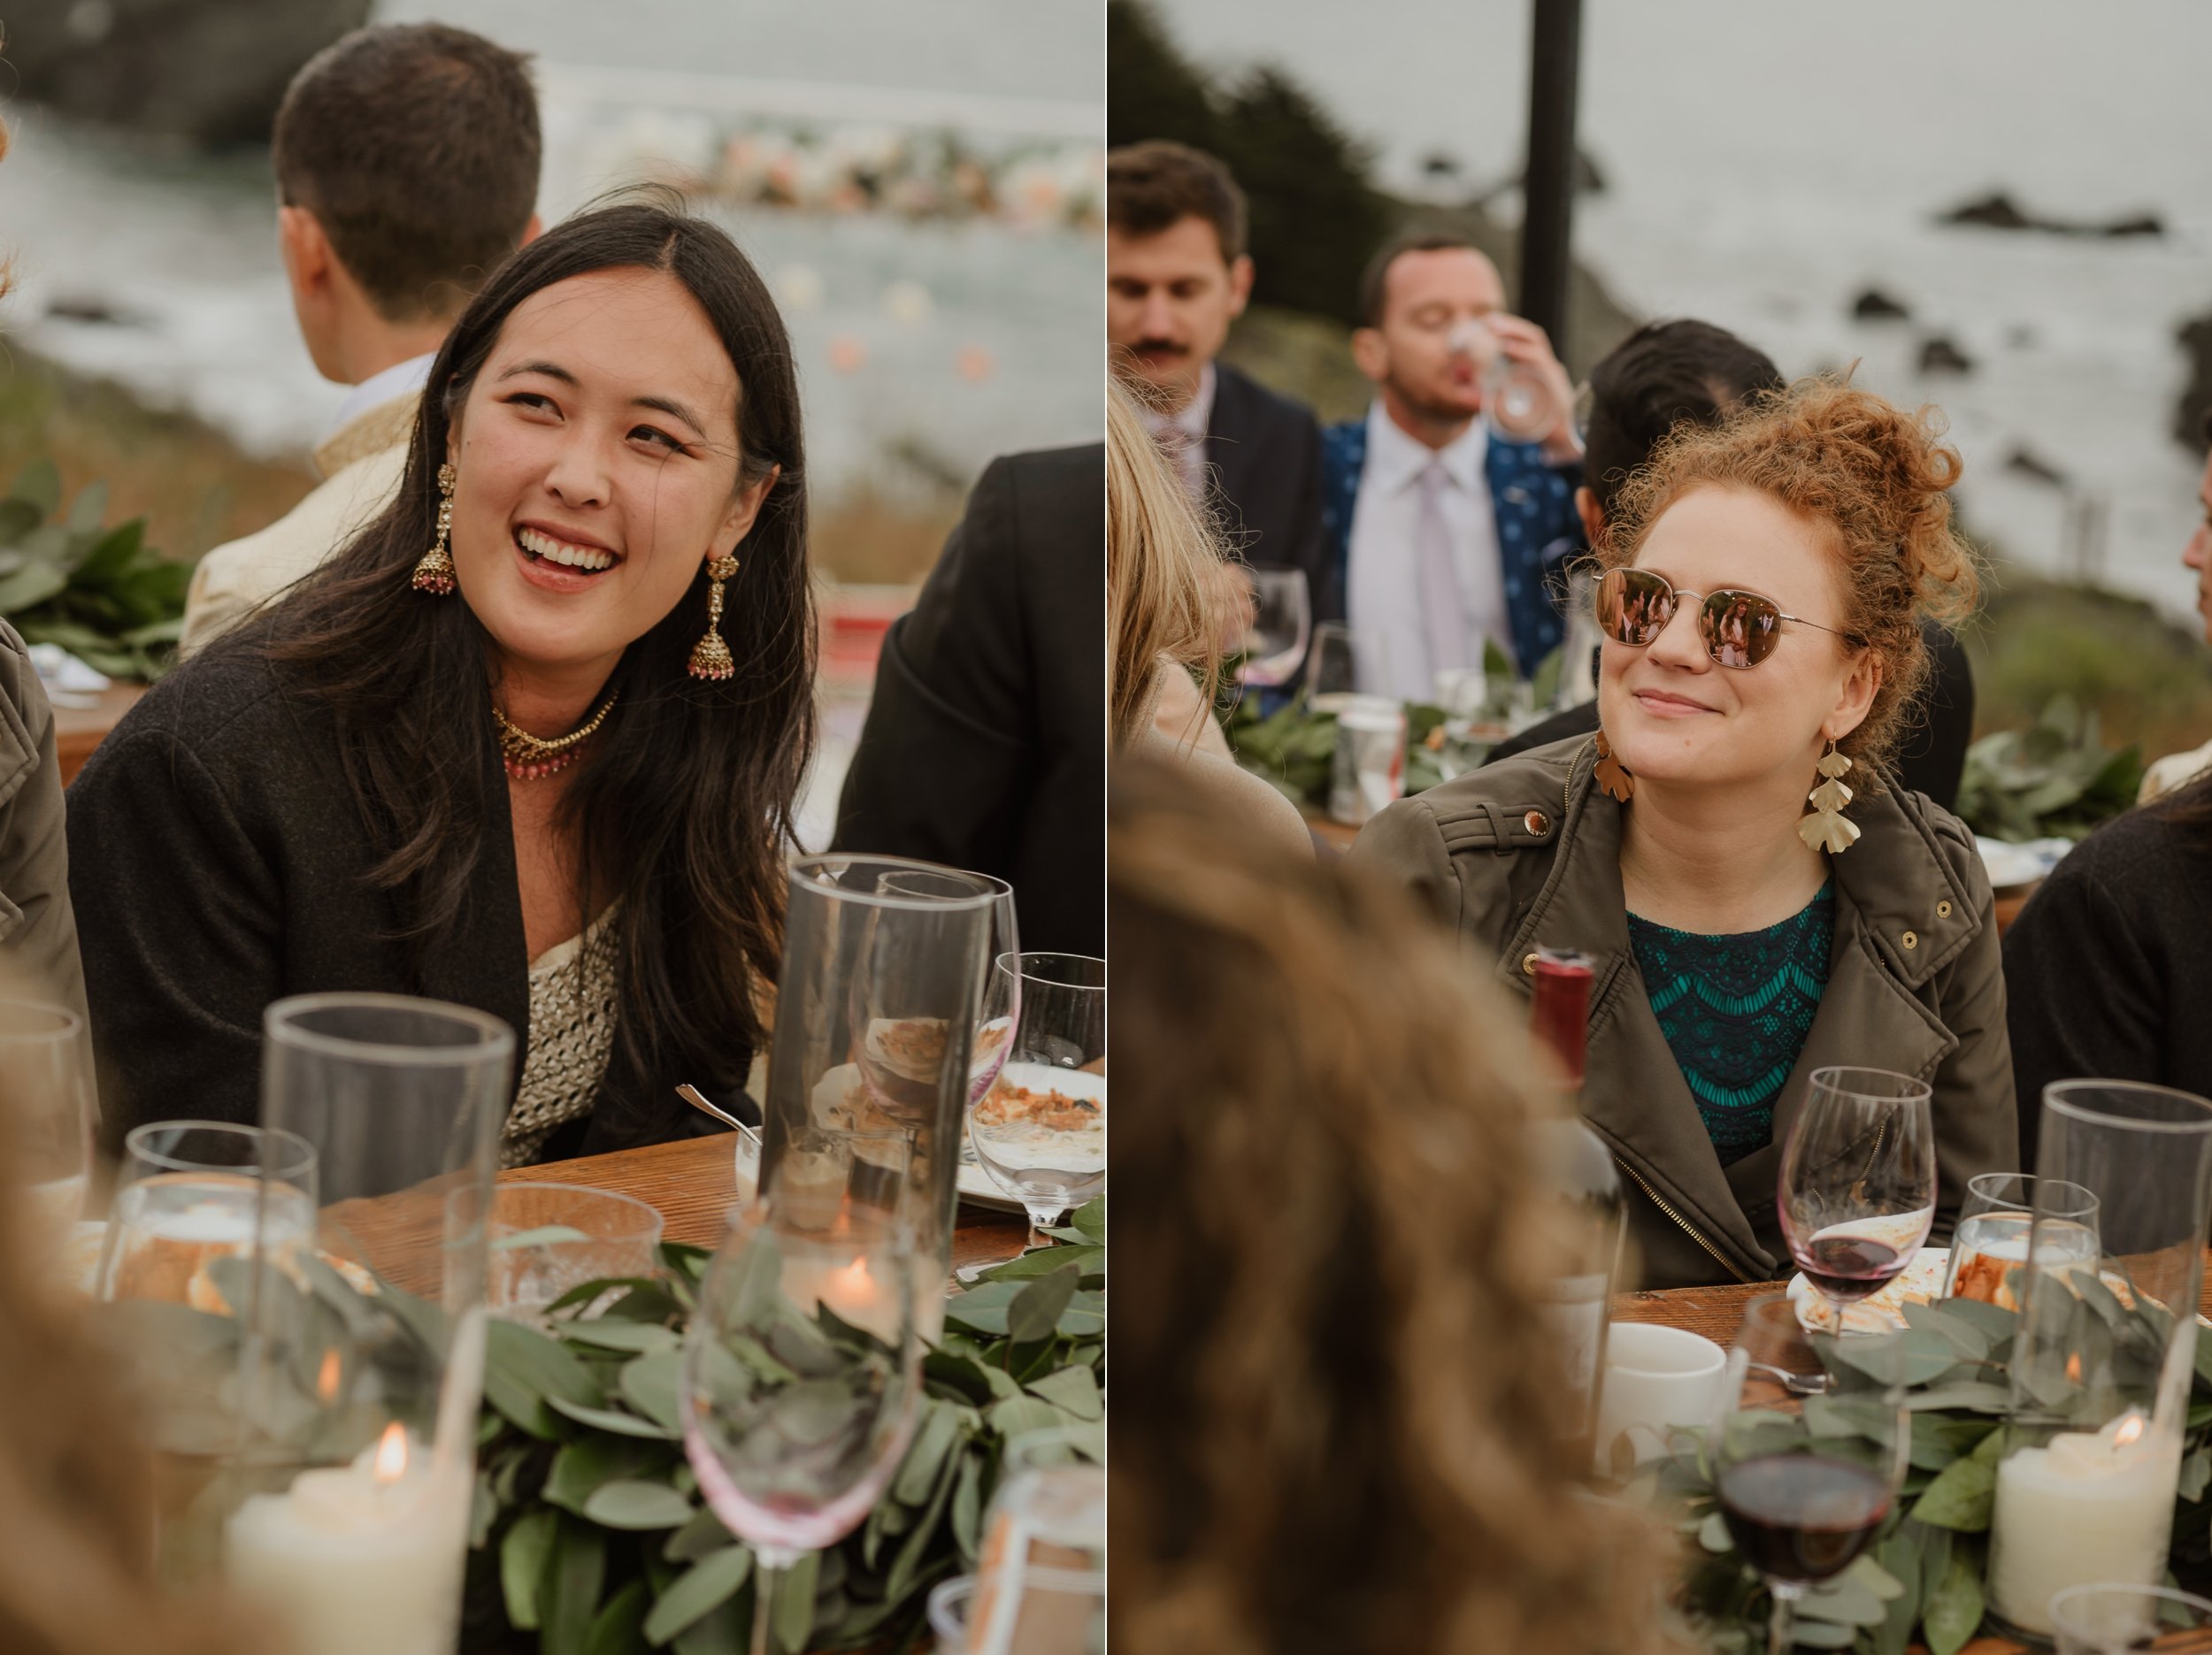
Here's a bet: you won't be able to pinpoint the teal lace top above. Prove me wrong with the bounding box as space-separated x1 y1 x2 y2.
1625 885 1833 1166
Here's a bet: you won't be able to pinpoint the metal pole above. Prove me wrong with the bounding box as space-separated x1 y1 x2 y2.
1518 0 1585 355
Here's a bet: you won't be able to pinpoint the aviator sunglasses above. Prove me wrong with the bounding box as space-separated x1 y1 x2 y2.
1594 566 1863 670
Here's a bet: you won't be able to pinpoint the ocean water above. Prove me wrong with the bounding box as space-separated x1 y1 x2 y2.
1157 0 2212 620
0 0 1103 498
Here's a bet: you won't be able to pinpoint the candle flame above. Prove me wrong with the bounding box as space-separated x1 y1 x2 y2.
2066 1352 2082 1382
2116 1414 2146 1448
316 1349 342 1404
833 1258 872 1295
373 1421 409 1486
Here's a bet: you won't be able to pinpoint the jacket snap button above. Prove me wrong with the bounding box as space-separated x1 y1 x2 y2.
1522 952 1540 977
1901 930 1918 951
1937 900 1953 919
1524 809 1550 838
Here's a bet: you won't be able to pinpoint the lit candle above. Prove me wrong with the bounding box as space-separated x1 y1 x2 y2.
816 1253 901 1343
1988 1410 2180 1636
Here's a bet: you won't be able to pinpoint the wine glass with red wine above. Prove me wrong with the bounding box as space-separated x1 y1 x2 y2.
1712 1295 1909 1655
1777 1066 1937 1332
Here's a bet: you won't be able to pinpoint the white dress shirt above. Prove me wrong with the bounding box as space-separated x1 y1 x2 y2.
1345 401 1509 702
1135 361 1217 499
326 351 436 448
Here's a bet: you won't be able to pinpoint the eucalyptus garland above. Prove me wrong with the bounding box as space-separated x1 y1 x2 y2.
1635 1292 2212 1654
462 1199 1105 1654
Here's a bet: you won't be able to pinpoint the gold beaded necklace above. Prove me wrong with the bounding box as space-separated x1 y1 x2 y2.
493 693 618 781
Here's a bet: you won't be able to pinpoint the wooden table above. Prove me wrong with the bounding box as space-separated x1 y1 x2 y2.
500 1130 1033 1277
1621 1265 2212 1654
55 682 147 785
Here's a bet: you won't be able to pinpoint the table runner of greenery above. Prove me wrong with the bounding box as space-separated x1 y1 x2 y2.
465 1199 1105 1654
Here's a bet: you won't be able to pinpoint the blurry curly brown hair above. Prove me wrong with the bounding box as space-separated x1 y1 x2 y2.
1600 374 1981 783
1110 757 1688 1655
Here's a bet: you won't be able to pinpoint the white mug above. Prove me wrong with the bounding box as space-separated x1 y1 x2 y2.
1594 1322 1727 1468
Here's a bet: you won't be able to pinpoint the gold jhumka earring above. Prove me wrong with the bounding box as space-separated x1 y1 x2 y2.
1798 741 1860 854
411 463 457 594
687 555 741 680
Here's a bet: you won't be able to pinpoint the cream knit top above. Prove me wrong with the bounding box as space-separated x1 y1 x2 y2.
502 908 620 1168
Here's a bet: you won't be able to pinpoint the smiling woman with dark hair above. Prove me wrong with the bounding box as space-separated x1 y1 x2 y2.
67 201 814 1163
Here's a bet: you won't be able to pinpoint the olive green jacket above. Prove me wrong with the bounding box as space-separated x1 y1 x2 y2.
0 623 86 1020
1348 736 2016 1291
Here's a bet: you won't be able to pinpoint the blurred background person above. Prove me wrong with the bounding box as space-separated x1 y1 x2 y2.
1110 755 1682 1655
1354 380 2014 1288
832 440 1105 957
1486 318 1978 809
1108 381 1310 857
179 22 543 654
1323 232 1583 700
2139 410 2212 800
1109 140 1328 583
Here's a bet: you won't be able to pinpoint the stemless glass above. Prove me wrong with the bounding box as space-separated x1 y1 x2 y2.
1447 316 1557 443
967 1425 1106 1655
2049 1583 2212 1652
0 994 97 1241
970 954 1105 1248
681 1204 920 1655
1940 1171 2100 1308
1711 1295 1909 1655
1778 1067 1936 1332
1302 622 1389 712
1237 566 1311 689
487 1183 664 1325
98 1122 319 1308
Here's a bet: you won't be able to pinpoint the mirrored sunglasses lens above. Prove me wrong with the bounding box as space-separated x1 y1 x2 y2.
1600 570 1670 644
1701 591 1783 668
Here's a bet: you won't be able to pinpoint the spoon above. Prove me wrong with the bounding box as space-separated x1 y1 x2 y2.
676 1084 762 1149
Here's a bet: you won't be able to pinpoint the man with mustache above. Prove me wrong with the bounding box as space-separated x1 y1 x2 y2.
1107 142 1327 614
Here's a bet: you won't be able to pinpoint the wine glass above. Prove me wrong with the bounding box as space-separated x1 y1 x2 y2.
0 994 97 1245
1777 1066 1936 1332
1237 566 1311 689
1941 1171 2099 1309
970 954 1104 1250
1711 1295 1909 1655
1302 621 1389 712
681 1203 920 1655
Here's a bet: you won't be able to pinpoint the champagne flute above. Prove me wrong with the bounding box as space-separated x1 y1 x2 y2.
1778 1066 1936 1332
1712 1295 1909 1655
681 1204 919 1655
969 954 1104 1249
1237 566 1311 689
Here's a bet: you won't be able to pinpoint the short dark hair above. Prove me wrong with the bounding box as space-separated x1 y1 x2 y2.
1582 319 1785 518
273 24 541 323
1107 141 1247 264
1356 230 1488 327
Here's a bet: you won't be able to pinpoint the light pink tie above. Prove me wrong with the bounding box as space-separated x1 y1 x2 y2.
1416 461 1466 689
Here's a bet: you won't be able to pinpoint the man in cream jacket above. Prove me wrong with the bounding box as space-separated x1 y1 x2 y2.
181 23 541 654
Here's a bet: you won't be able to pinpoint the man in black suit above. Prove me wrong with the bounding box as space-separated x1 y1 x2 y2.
832 445 1104 957
1107 141 1327 594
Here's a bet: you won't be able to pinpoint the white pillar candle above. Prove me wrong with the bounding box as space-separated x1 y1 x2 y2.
1988 1410 2180 1636
225 1424 473 1655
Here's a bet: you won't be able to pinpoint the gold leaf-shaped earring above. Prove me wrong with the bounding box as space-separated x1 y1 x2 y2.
1593 729 1634 803
411 463 457 595
687 554 741 680
1798 741 1861 853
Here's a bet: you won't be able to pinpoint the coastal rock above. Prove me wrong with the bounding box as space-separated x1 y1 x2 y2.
2174 311 2212 449
1937 190 2167 240
2 0 373 145
1918 334 1976 375
2004 446 2068 487
1850 287 1912 321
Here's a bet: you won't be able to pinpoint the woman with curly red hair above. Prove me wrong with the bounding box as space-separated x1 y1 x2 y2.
1353 378 2016 1289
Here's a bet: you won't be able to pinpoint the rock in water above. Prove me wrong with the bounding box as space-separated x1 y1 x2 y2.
1940 192 2035 231
1850 287 1913 321
2004 446 2068 487
1918 335 1976 375
2175 312 2212 450
2101 213 2165 239
2 0 373 146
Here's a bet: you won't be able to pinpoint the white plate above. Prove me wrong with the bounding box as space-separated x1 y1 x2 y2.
1786 1246 1950 1333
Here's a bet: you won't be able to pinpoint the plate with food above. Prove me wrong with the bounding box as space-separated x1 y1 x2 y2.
1786 1246 1950 1333
780 1062 1026 1214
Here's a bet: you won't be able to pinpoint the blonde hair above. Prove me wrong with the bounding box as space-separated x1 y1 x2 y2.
1110 759 1686 1655
1106 378 1231 746
1603 374 1982 780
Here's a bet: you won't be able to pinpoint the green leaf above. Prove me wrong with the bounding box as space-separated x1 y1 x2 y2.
549 1398 680 1440
1923 1544 1985 1655
644 1545 752 1646
1007 1264 1080 1345
976 1244 1104 1283
1783 1621 1856 1649
772 1547 820 1655
582 1479 695 1531
621 1350 684 1433
1800 1570 1887 1628
561 1319 681 1355
950 1448 986 1562
663 1506 733 1564
2183 1448 2212 1502
486 1317 603 1438
893 1398 963 1506
12 459 60 516
1025 1364 1102 1422
0 562 71 616
544 1435 677 1516
502 1508 557 1631
1529 643 1564 709
72 520 144 586
585 1578 650 1655
65 480 107 534
1068 1196 1104 1240
1900 1300 1993 1360
542 1514 609 1655
1911 1452 1994 1532
1696 1509 1731 1552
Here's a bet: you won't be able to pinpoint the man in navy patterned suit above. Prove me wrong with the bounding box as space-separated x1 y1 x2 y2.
1320 233 1585 701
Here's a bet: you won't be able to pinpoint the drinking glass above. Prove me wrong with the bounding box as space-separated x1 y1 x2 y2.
966 1425 1105 1655
880 869 1020 1107
1940 1171 2100 1309
1302 621 1388 711
970 954 1104 1248
1777 1067 1936 1332
0 994 96 1243
2050 1583 2212 1653
487 1182 664 1325
681 1203 919 1655
98 1122 319 1309
1711 1295 1909 1655
1237 565 1311 689
1447 316 1557 444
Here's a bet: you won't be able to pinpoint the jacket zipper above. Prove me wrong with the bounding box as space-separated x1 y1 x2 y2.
1612 1154 1755 1285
